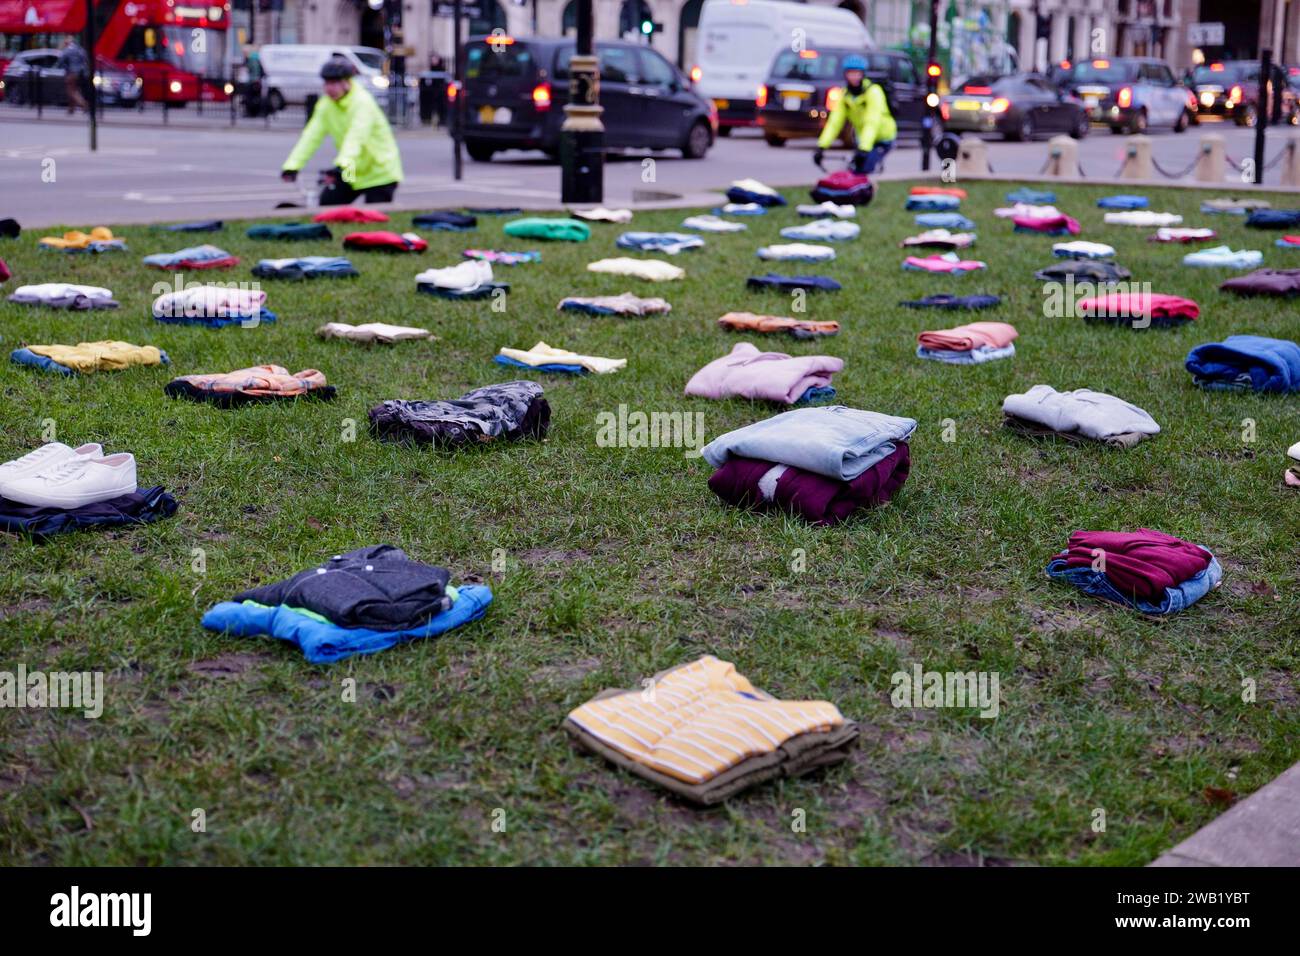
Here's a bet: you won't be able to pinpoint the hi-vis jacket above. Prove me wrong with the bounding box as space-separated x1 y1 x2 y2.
283 80 404 189
817 81 897 151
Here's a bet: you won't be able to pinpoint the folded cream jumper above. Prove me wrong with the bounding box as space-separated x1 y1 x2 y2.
497 341 626 374
571 206 633 223
586 257 685 281
316 322 432 343
565 655 858 805
1002 384 1160 447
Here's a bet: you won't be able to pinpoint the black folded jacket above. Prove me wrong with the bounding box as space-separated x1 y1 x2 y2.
0 486 177 537
1245 209 1300 229
413 211 477 230
1034 260 1132 282
232 544 452 631
901 294 1002 310
0 218 22 239
746 273 842 293
161 220 224 233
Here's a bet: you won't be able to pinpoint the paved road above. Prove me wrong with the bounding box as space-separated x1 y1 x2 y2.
0 108 1284 228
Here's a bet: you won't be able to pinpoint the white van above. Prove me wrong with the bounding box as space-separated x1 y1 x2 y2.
693 0 873 132
258 44 389 111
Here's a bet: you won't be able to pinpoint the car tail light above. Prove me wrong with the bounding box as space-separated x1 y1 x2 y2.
755 84 768 108
1117 86 1132 108
689 65 702 84
447 81 459 102
826 85 843 111
1230 85 1243 104
990 97 1010 114
964 86 992 94
1187 91 1197 109
939 101 950 120
532 82 551 111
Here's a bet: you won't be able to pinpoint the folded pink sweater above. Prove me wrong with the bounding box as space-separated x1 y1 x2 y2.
684 341 843 405
917 321 1019 351
1076 292 1199 320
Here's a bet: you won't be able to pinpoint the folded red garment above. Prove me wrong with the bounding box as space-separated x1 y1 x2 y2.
314 207 391 224
1280 235 1300 247
0 257 10 283
910 186 967 199
917 321 1018 351
149 255 240 271
341 231 427 252
1061 528 1211 600
708 444 910 526
1075 292 1199 320
1012 213 1080 234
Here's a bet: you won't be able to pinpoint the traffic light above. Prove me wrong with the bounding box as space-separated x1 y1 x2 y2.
640 19 662 36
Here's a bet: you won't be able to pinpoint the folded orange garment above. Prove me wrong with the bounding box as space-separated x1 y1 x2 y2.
718 311 840 336
170 365 327 397
910 186 968 199
917 320 1019 351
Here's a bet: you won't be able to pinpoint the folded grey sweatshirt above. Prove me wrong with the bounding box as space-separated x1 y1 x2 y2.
1002 385 1160 440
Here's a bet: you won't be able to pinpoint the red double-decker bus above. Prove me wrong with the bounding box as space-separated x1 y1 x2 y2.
0 0 231 103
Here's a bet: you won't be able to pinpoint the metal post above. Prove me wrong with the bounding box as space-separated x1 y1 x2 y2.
560 0 603 202
532 0 538 34
452 0 463 180
85 0 98 151
921 0 937 171
1255 48 1271 185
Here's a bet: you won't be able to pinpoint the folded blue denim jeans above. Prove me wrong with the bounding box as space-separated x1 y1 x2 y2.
615 232 704 255
1097 195 1149 209
1046 552 1222 615
906 195 960 212
746 273 842 292
142 245 237 268
917 343 1015 364
915 212 975 230
252 256 360 279
1006 187 1056 204
903 294 1002 310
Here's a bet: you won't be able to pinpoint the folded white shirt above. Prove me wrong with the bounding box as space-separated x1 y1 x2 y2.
1053 240 1116 259
415 259 493 291
571 206 633 223
1154 227 1215 242
1182 245 1263 269
317 322 432 343
780 218 860 241
796 201 856 219
1003 385 1160 440
1288 440 1300 462
586 257 685 281
1104 210 1183 226
152 285 265 317
730 177 779 198
720 202 764 214
757 243 836 261
994 203 1062 219
682 215 747 233
10 282 114 303
498 341 626 374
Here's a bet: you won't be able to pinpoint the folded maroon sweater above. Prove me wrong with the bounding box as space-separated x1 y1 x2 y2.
1062 528 1211 600
708 443 910 526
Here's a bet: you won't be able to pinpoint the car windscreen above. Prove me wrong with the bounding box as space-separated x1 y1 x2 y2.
1069 62 1136 83
466 43 535 80
769 51 845 80
353 50 385 71
1192 64 1254 84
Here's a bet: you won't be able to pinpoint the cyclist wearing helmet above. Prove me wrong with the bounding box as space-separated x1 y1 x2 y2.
281 56 404 205
812 53 897 175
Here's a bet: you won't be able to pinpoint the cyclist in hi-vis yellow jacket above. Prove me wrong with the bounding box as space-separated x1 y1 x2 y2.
281 57 404 205
812 54 897 175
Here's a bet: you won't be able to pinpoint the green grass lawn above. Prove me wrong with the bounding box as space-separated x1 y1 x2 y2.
1 179 1298 866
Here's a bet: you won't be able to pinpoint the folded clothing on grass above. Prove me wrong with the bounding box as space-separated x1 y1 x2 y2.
779 219 860 242
412 210 476 231
796 201 856 218
246 222 332 241
915 212 975 230
1182 246 1262 269
1075 291 1199 327
1184 335 1300 393
717 311 839 338
152 286 275 327
756 243 835 262
1150 227 1215 243
503 217 591 242
415 259 498 295
368 380 550 447
809 170 873 206
1202 197 1270 215
1006 187 1055 204
143 244 239 270
906 194 960 211
1104 210 1182 227
165 365 335 407
1002 384 1160 447
686 342 842 405
342 231 427 253
462 249 540 265
496 341 626 375
911 186 966 199
314 206 389 224
11 341 168 375
726 178 786 207
1034 260 1131 282
1246 209 1300 229
316 322 431 344
681 214 746 233
1013 213 1080 235
703 406 917 481
917 320 1016 364
746 273 842 292
1219 268 1300 297
1053 240 1115 260
8 282 118 310
1046 529 1221 615
0 485 177 538
708 443 910 526
251 256 358 279
587 257 684 282
903 252 986 273
903 294 1002 310
570 206 632 223
616 231 703 255
565 656 857 805
995 203 1061 220
900 229 975 250
38 227 124 252
558 292 671 316
0 257 10 283
715 202 765 216
160 220 223 232
1097 194 1149 209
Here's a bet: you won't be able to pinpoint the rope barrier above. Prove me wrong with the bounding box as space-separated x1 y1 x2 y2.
1150 154 1201 179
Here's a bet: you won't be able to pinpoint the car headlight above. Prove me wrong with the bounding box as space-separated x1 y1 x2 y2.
135 77 143 86
92 74 103 87
224 82 234 94
169 80 182 94
371 75 389 89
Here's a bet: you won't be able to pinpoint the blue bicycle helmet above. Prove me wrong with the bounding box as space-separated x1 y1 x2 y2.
842 54 867 72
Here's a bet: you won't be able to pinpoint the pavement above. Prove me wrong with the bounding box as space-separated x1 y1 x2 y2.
1 104 1291 227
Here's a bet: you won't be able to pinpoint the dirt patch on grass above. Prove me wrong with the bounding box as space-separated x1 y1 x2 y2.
533 657 602 685
187 653 268 678
519 548 594 565
0 597 54 621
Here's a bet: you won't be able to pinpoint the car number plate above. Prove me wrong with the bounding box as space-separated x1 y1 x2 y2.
478 105 495 123
953 99 981 111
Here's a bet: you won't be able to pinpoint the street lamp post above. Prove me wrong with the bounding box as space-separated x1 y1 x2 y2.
85 0 97 151
921 0 938 171
560 0 603 203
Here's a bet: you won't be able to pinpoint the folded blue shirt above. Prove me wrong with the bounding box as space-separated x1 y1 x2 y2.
725 187 785 207
702 406 917 481
615 232 704 254
1097 195 1149 209
1185 334 1300 393
493 355 586 375
1046 552 1221 616
902 294 1002 310
1006 187 1056 204
915 212 975 230
746 273 842 292
906 195 960 211
201 583 493 664
251 256 359 279
1246 209 1300 229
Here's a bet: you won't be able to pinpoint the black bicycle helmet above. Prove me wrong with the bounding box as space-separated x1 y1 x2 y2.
320 57 357 81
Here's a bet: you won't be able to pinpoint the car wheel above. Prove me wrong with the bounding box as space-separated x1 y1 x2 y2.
1238 104 1258 128
1174 108 1190 133
1130 109 1147 134
267 88 285 113
1007 114 1033 142
1070 113 1089 139
1109 123 1124 134
465 141 496 162
717 126 731 137
682 120 711 159
763 133 786 147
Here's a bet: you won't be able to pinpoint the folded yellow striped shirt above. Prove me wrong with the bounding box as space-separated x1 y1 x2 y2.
566 656 845 784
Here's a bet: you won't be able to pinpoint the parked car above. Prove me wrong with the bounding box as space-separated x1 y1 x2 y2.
1063 57 1195 133
461 36 716 162
941 73 1089 140
1189 60 1298 127
756 47 926 147
259 44 389 111
0 49 142 108
693 0 872 133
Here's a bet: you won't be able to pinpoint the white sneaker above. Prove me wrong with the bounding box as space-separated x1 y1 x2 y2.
0 442 103 497
2 452 137 509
